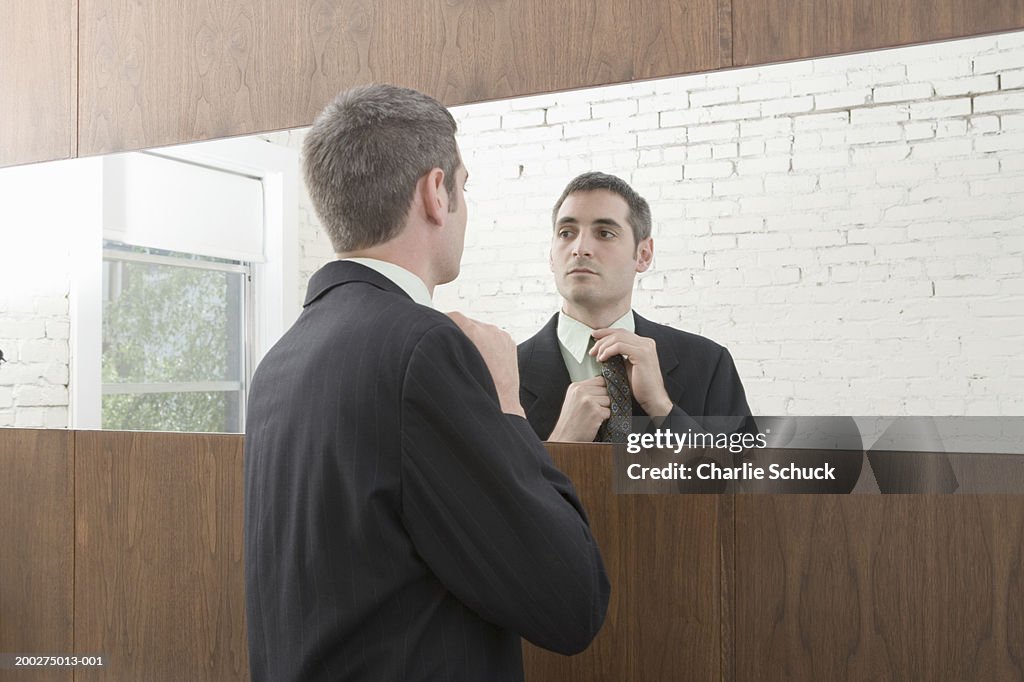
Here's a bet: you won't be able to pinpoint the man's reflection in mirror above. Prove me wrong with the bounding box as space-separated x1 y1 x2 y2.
517 172 752 444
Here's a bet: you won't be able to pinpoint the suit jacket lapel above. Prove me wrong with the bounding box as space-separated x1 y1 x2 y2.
520 314 571 438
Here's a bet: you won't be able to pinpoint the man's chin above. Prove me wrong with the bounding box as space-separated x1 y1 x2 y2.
561 286 601 307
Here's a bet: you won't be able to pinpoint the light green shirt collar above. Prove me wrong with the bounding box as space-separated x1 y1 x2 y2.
557 310 634 381
342 257 433 309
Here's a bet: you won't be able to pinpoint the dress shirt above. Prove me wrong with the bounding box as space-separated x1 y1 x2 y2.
556 310 634 382
341 257 433 308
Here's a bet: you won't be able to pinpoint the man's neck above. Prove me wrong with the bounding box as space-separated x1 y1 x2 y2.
561 301 632 330
338 242 436 296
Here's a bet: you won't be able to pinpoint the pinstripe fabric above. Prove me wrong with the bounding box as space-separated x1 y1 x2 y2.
244 261 609 682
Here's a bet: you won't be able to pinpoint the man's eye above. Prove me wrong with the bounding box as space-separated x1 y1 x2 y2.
600 230 615 238
558 230 573 238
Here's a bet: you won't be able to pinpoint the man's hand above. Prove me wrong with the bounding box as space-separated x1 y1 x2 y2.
548 376 612 442
447 312 526 417
589 328 673 417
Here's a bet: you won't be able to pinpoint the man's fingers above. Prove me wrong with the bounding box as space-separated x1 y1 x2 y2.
592 341 640 362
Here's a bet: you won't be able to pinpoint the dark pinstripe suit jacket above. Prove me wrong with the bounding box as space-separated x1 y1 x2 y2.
518 312 752 440
244 261 609 682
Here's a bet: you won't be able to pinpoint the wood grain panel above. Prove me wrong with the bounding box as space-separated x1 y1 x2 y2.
734 0 1024 66
78 0 731 156
74 431 247 681
0 0 76 167
735 496 1024 681
0 428 74 682
524 444 728 682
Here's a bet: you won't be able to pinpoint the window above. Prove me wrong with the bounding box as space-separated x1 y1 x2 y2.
101 244 252 432
69 138 299 432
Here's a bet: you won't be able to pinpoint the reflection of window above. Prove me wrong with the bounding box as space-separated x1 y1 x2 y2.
101 244 251 432
69 140 298 432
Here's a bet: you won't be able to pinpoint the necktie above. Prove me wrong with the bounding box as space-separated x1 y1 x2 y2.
597 354 632 443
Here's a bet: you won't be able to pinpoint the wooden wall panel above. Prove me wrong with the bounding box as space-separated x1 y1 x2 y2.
77 0 732 156
0 428 74 682
523 444 729 682
0 0 76 168
735 496 1024 681
734 0 1024 66
74 431 248 681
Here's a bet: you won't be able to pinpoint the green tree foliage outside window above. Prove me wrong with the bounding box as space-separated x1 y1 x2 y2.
102 254 245 433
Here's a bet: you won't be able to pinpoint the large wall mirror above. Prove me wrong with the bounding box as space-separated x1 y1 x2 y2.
1 29 1022 432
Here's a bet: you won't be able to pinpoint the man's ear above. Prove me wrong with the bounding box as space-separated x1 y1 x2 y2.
635 237 654 273
420 167 448 227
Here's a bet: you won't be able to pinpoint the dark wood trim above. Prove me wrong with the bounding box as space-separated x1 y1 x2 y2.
0 428 74 682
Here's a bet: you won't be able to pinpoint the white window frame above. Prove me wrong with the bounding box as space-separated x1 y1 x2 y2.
70 137 299 430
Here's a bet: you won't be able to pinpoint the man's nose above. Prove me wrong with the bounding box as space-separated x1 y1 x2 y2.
571 233 592 257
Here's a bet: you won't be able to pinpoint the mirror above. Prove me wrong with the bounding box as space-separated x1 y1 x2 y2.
1 28 1021 432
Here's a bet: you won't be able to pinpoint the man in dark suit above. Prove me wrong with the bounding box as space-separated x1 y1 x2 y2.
244 85 609 682
518 172 751 441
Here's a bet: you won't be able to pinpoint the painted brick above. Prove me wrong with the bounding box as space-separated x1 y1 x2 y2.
814 89 872 111
501 109 546 128
545 103 591 124
795 112 850 131
689 88 738 107
740 118 792 137
907 58 973 82
737 157 791 175
851 105 910 124
1000 113 1024 130
739 82 789 102
937 158 1001 177
1003 69 1024 90
936 120 968 137
975 91 1024 113
847 124 903 145
910 98 972 119
713 177 764 196
637 93 690 114
912 138 974 159
684 161 734 179
792 150 848 170
762 96 815 116
933 75 1000 97
874 83 935 103
712 143 738 159
974 49 1024 74
975 132 1024 153
688 122 739 143
707 102 762 121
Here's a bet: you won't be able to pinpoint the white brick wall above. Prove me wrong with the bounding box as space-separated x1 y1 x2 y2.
278 30 1024 416
0 241 72 429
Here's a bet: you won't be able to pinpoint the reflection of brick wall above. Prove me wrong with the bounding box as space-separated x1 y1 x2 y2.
279 30 1024 417
0 270 71 428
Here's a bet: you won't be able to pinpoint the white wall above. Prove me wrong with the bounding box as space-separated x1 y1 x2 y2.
0 158 102 427
290 30 1024 416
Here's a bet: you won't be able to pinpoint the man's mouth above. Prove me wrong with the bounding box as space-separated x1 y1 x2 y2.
568 267 597 275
